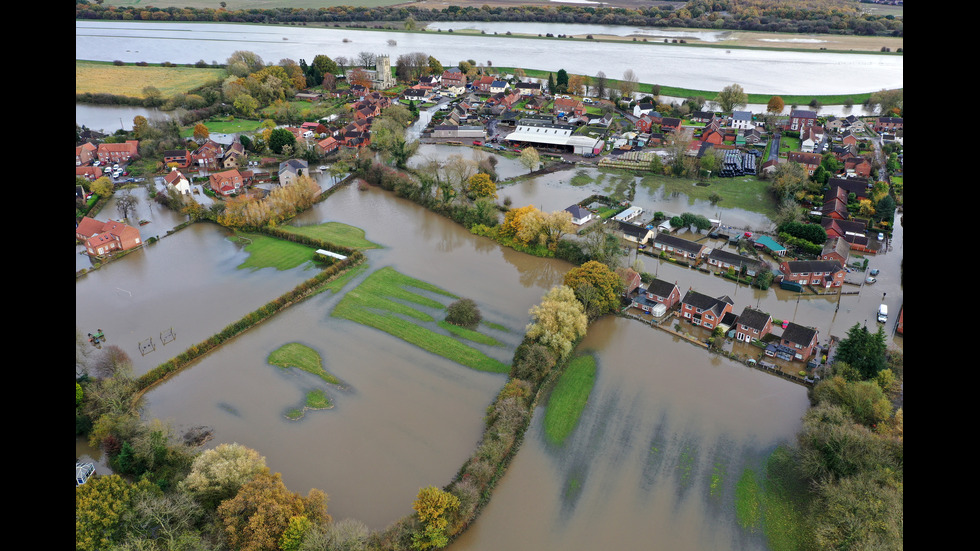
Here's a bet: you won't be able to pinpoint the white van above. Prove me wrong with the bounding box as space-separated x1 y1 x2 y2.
876 304 888 323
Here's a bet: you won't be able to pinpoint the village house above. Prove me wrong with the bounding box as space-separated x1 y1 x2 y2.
679 289 734 331
192 140 224 169
441 69 466 89
729 111 754 130
820 237 851 265
779 322 820 361
76 217 142 256
209 168 245 196
163 168 191 195
76 166 103 180
788 109 817 131
778 259 846 288
634 102 657 118
76 142 97 166
617 221 655 244
821 186 850 221
690 111 715 124
706 248 763 276
222 142 247 169
821 217 872 253
844 156 872 178
564 204 594 226
734 307 773 343
616 267 643 297
651 233 705 262
800 125 825 153
635 112 662 133
553 98 585 119
661 117 682 133
97 140 139 164
874 117 903 133
316 136 340 156
278 159 308 187
514 82 541 96
489 80 507 94
786 151 823 175
643 278 681 309
164 149 192 168
474 75 495 93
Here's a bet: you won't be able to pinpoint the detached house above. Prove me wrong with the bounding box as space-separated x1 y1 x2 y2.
779 260 846 288
787 151 823 175
222 142 247 169
643 278 681 309
788 109 817 131
553 98 585 119
618 221 655 244
515 82 541 96
164 149 192 168
316 136 340 155
680 290 734 331
564 204 594 225
779 322 819 361
800 125 825 153
76 142 97 166
163 168 191 195
734 307 773 343
209 168 245 196
76 217 142 256
278 159 308 187
730 111 754 130
192 140 223 169
844 156 872 178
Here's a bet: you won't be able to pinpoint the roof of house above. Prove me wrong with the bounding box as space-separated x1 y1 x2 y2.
708 248 759 267
781 322 817 346
279 159 308 175
782 259 843 274
738 307 771 331
565 204 591 218
645 278 678 298
681 289 734 315
618 221 650 239
790 109 817 118
654 233 703 254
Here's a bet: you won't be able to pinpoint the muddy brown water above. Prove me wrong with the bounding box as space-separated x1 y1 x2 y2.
451 316 810 551
76 181 901 538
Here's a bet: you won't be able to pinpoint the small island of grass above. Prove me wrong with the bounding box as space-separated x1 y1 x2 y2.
268 342 342 386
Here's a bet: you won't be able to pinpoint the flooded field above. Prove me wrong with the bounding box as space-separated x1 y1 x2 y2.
77 178 902 541
451 316 810 551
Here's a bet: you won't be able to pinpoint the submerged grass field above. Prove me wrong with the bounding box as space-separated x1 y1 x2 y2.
231 232 317 271
543 354 597 445
331 267 510 373
282 222 381 250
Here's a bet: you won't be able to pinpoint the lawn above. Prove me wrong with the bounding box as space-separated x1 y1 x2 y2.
181 119 264 138
331 267 510 373
282 222 381 250
268 342 342 385
75 60 226 98
543 354 597 445
230 232 318 271
638 173 778 219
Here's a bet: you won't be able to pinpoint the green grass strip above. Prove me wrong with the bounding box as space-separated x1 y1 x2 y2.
281 221 381 250
437 320 502 347
760 445 816 550
268 342 342 385
735 467 763 531
331 267 509 373
305 389 332 409
318 262 369 295
231 232 317 271
544 354 597 445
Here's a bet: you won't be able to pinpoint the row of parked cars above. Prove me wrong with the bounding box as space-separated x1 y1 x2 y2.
93 160 128 180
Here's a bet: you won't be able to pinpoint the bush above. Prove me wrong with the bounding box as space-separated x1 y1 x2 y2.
445 298 481 329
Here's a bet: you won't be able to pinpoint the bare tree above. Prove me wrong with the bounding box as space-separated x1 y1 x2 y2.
358 51 376 68
116 191 139 221
620 69 639 102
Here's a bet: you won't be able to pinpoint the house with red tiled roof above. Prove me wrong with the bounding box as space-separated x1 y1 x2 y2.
192 140 224 169
164 149 192 169
76 217 142 256
844 156 872 178
97 140 139 164
75 166 103 181
76 142 97 166
553 98 585 119
163 168 191 195
787 151 823 175
208 169 245 196
316 136 340 155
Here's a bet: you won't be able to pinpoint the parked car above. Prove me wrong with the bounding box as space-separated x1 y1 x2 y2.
869 268 880 276
473 140 482 146
878 232 885 241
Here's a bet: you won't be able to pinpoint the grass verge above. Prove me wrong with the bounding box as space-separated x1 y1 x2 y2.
543 354 597 445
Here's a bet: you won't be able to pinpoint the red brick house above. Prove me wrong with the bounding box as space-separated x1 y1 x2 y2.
680 290 734 331
164 149 192 168
735 307 772 343
209 169 245 196
786 151 823 175
661 118 682 133
779 322 819 361
779 260 846 288
788 109 817 131
821 186 849 220
76 217 142 256
553 98 585 118
75 166 103 180
442 69 467 88
192 140 224 169
97 140 139 164
874 117 903 132
316 136 340 155
652 233 706 262
615 267 642 296
700 123 725 145
635 113 662 133
820 237 850 265
844 156 872 178
76 142 97 166
474 75 495 93
644 278 681 309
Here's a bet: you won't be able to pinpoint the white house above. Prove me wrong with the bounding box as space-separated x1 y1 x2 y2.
163 168 191 195
801 125 825 153
730 111 754 130
565 204 594 226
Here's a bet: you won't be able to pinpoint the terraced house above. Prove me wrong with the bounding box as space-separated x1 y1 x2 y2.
778 259 846 288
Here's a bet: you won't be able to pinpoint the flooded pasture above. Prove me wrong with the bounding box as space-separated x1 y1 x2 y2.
451 316 810 551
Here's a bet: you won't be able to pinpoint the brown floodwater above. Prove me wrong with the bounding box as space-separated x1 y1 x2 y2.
77 180 902 540
451 316 811 551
